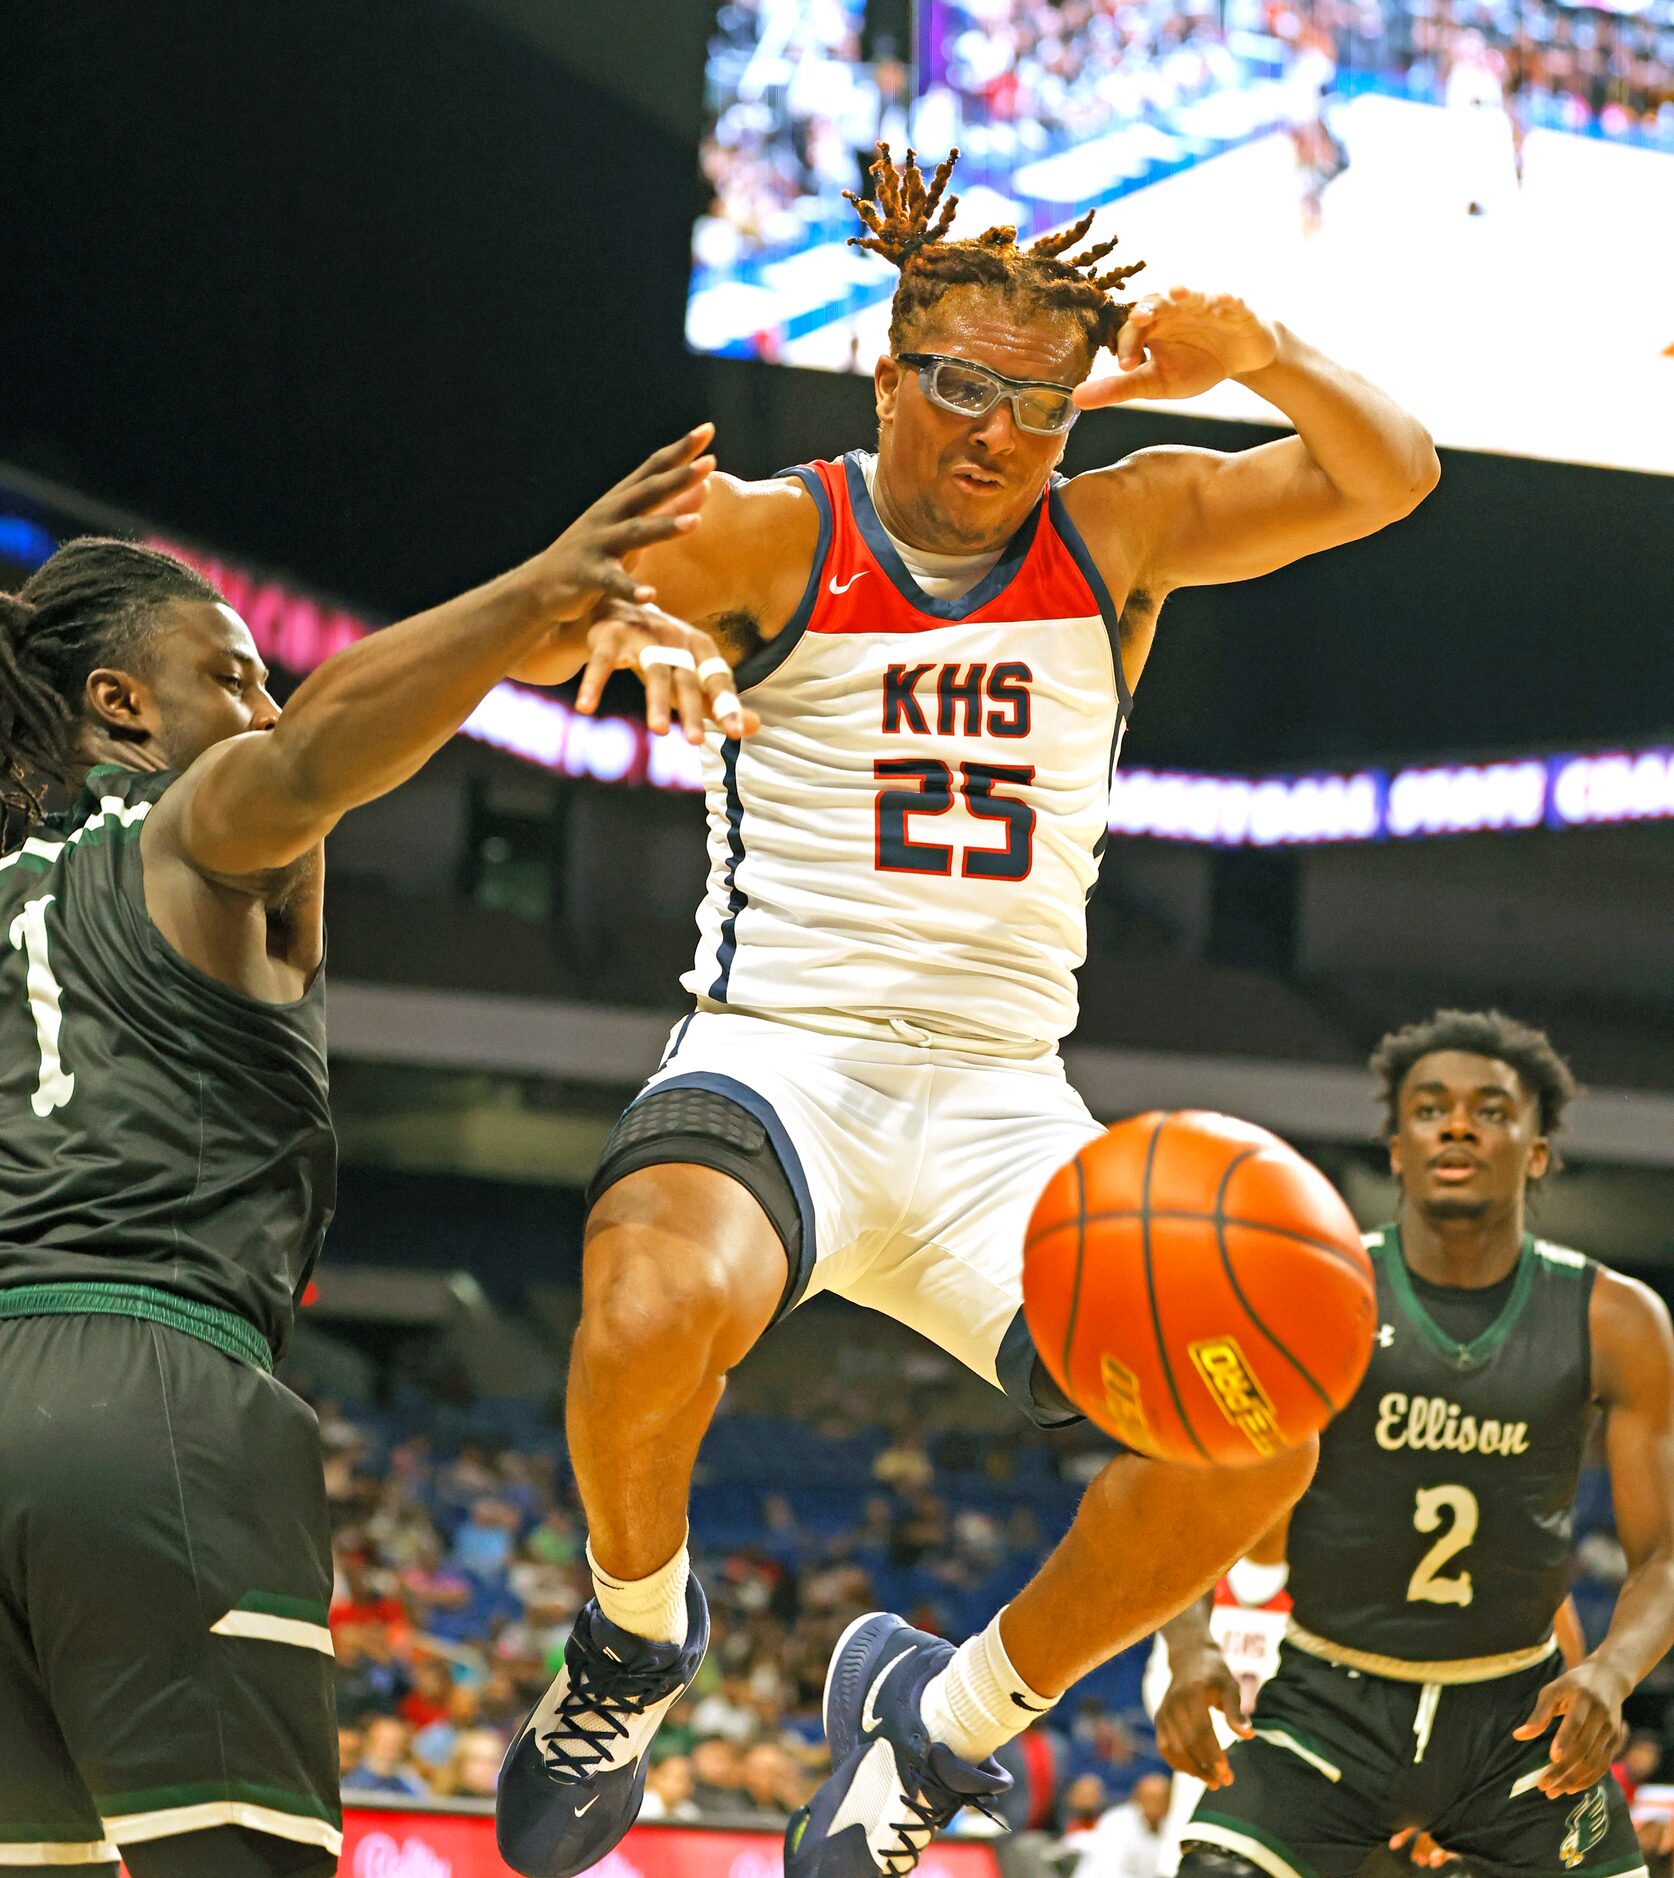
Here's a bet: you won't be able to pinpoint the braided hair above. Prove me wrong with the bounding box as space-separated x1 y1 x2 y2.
847 144 1147 362
0 537 222 848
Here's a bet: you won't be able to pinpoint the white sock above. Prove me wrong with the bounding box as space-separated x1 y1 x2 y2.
587 1529 690 1646
920 1609 1057 1762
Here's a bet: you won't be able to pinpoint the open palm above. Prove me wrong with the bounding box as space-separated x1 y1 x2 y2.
1075 287 1280 407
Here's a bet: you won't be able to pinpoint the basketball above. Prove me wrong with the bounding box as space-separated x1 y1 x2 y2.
1024 1111 1376 1467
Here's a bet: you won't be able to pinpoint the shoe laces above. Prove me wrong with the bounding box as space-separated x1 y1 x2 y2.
879 1777 1002 1875
538 1636 679 1784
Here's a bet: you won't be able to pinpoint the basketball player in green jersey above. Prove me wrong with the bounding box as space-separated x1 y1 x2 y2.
0 428 735 1878
1152 1008 1674 1878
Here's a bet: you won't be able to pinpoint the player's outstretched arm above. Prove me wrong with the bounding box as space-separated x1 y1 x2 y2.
162 428 724 879
507 471 819 695
1512 1271 1674 1797
1071 288 1440 591
1153 1594 1253 1789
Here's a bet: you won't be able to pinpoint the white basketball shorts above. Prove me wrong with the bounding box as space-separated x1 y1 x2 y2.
628 1007 1105 1424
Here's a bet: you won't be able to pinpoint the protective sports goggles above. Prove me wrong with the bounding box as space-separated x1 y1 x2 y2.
896 352 1081 435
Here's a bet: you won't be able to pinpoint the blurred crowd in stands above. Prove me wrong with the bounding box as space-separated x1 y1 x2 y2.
694 0 1671 286
307 1355 1651 1857
926 0 1672 151
316 1374 1167 1819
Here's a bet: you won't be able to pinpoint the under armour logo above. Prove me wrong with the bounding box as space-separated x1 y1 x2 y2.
1378 1324 1396 1348
828 570 869 595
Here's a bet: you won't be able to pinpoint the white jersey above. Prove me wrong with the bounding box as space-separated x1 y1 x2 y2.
683 451 1128 1051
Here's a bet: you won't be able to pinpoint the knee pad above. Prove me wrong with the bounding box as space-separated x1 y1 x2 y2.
588 1081 802 1316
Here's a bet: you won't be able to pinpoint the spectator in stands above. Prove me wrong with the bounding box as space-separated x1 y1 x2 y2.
1058 1773 1111 1844
433 1728 508 1800
334 1621 410 1725
872 1428 935 1494
337 1725 364 1785
453 1495 520 1576
889 1489 950 1568
690 1736 747 1813
1070 1772 1173 1878
413 1681 488 1779
399 1655 455 1730
738 1740 802 1819
641 1753 701 1823
331 1554 410 1651
1617 1730 1666 1805
690 1672 759 1743
342 1716 429 1798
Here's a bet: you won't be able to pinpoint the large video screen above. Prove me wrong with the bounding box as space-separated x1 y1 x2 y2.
687 0 1674 475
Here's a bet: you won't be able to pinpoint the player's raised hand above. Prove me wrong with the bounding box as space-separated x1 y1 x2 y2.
1074 288 1280 409
537 425 717 621
1512 1660 1630 1797
1154 1648 1253 1788
575 598 758 745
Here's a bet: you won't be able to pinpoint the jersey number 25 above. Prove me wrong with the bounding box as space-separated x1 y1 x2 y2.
874 760 1036 881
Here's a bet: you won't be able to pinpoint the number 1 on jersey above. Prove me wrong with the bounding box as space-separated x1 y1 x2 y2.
1407 1483 1478 1607
8 893 76 1117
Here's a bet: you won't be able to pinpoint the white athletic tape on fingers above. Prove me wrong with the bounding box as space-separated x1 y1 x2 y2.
638 646 697 673
698 657 732 684
714 691 742 721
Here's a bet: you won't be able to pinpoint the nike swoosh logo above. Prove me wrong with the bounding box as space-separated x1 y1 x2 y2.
1011 1691 1051 1712
860 1656 899 1735
828 570 869 595
576 1795 600 1817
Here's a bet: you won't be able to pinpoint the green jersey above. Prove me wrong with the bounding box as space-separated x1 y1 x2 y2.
0 765 335 1361
1287 1225 1595 1662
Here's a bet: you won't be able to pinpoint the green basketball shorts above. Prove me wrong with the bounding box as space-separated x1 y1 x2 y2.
0 1311 339 1865
1184 1643 1644 1878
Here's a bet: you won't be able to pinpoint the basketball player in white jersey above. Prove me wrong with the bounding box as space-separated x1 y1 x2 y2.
493 144 1440 1878
1144 1526 1292 1876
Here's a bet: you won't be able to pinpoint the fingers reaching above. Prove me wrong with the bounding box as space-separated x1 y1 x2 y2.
575 601 754 742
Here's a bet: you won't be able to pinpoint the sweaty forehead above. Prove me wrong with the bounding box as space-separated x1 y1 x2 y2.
1403 1051 1531 1108
909 286 1093 384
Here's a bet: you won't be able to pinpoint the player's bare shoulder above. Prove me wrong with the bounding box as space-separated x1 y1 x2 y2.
1590 1264 1674 1404
663 468 824 668
1055 451 1185 691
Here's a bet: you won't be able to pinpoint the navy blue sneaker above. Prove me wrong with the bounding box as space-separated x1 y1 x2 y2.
496 1574 709 1878
785 1613 1012 1878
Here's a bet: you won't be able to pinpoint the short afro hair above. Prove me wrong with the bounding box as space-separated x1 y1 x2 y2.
1370 1009 1579 1144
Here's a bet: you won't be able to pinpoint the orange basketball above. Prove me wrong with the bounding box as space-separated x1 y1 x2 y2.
1024 1110 1376 1467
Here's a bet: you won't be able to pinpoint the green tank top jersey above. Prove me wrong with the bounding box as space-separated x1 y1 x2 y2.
0 766 335 1363
1287 1225 1596 1662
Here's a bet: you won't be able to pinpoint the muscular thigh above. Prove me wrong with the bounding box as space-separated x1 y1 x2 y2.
590 1008 929 1319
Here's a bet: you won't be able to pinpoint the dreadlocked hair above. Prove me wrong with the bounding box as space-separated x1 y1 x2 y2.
0 537 222 850
1370 1008 1579 1174
847 143 1147 360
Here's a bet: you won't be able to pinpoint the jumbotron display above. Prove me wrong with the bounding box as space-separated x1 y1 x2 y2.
686 0 1674 475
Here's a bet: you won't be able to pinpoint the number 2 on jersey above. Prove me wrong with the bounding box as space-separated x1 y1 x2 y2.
7 893 76 1117
874 759 1036 880
1407 1483 1478 1607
